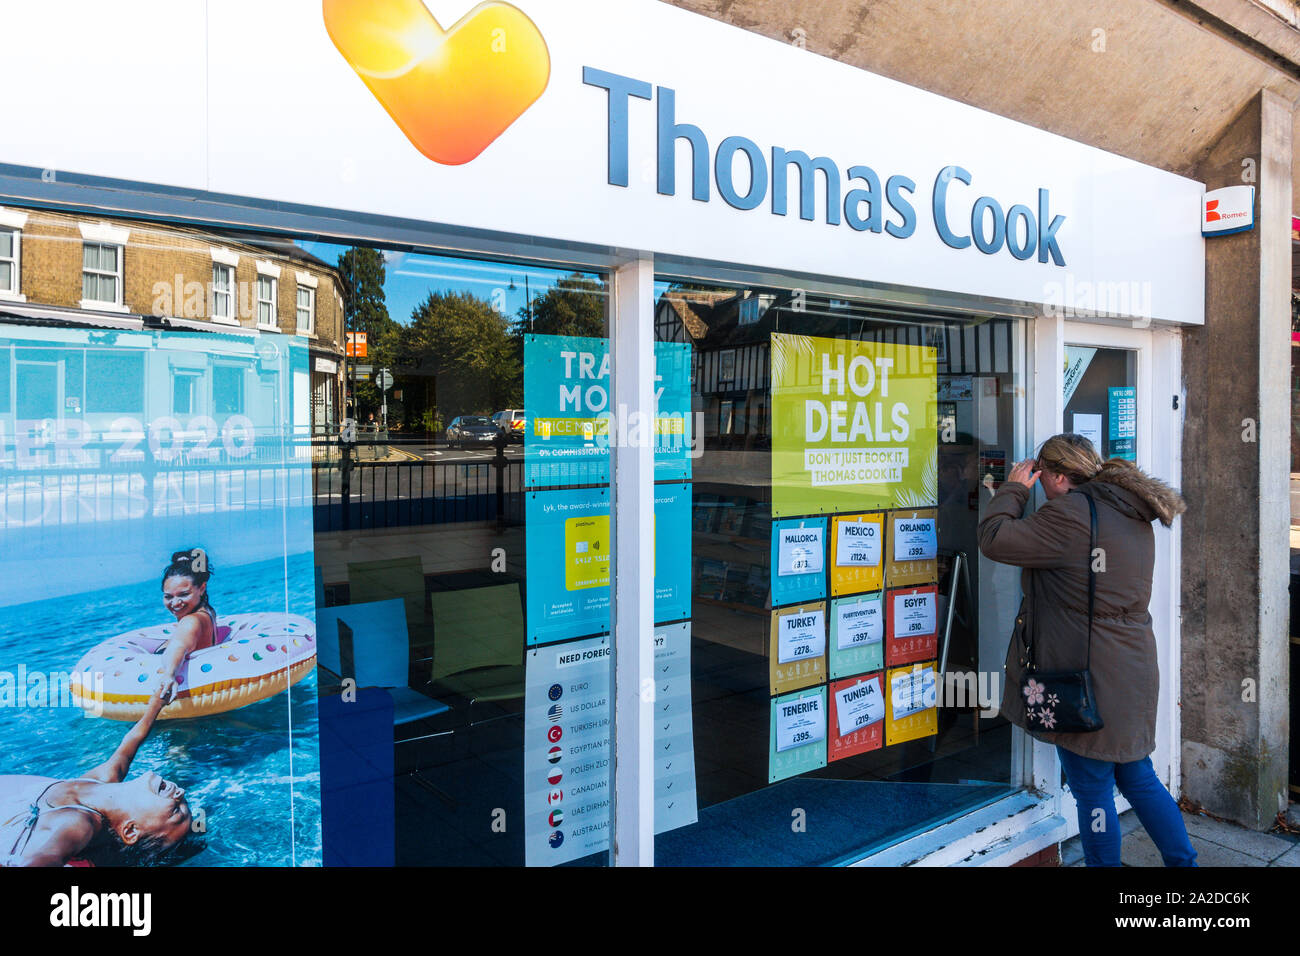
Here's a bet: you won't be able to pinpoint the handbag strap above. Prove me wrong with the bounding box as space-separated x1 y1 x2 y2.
1024 490 1099 672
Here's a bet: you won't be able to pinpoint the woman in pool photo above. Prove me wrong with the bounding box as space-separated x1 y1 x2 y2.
155 549 218 703
0 687 194 866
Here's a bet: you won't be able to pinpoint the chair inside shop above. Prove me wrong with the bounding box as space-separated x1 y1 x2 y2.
315 598 450 726
346 555 434 659
429 583 525 715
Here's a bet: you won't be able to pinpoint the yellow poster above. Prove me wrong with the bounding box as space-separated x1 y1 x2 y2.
769 601 827 695
829 512 885 596
885 508 938 587
885 662 938 745
771 333 937 517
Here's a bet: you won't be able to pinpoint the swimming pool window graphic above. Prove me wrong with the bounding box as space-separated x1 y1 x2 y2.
324 0 551 166
0 324 320 867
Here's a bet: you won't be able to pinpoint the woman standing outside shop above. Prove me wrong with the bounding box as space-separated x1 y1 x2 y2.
978 433 1197 867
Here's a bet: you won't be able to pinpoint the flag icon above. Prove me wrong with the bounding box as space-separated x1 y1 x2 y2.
549 830 564 849
548 703 563 722
548 788 563 805
547 724 563 743
549 809 564 827
547 746 562 764
547 768 563 786
548 683 563 701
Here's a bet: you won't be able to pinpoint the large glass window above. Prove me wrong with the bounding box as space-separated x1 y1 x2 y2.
305 241 611 866
649 278 1028 865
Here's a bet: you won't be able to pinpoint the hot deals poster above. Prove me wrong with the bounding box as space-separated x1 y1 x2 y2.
770 333 937 517
0 326 319 867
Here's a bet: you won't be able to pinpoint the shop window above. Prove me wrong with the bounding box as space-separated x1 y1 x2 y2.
81 242 123 309
650 278 1028 865
0 229 19 297
296 284 315 335
211 263 235 322
84 350 144 413
213 364 244 414
1063 346 1137 461
303 239 611 866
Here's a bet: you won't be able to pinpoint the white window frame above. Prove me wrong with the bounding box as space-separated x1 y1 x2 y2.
210 247 240 325
211 262 236 324
80 241 127 313
255 260 281 331
295 271 317 336
0 227 21 302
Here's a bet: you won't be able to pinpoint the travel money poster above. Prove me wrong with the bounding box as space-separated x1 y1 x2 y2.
0 325 321 867
770 333 937 518
522 334 693 488
525 484 691 645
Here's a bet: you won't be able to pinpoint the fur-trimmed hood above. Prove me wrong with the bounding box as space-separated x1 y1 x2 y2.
1082 460 1186 527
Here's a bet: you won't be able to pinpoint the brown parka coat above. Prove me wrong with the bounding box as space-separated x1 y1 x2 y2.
977 461 1186 763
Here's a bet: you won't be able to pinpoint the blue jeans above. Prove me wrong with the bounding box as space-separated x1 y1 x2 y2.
1057 747 1197 867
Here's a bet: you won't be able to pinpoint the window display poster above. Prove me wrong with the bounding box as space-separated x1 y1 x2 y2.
524 636 612 867
0 326 319 867
771 517 828 606
770 333 937 517
829 512 884 596
769 686 828 783
886 585 940 666
828 675 885 761
653 622 698 835
1108 386 1137 460
768 602 827 695
524 627 699 866
828 593 884 679
653 483 693 625
885 663 939 746
885 509 939 586
526 485 692 645
523 334 693 488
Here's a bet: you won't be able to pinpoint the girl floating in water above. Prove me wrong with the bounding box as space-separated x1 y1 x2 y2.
156 549 218 703
0 688 194 866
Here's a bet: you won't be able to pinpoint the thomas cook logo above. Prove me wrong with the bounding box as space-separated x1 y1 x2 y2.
323 0 550 165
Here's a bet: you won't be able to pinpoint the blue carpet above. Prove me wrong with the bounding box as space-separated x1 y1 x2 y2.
656 778 1013 866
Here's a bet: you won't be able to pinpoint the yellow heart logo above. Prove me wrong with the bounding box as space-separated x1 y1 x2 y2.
324 0 550 165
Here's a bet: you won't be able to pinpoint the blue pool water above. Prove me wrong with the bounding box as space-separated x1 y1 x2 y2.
0 553 321 866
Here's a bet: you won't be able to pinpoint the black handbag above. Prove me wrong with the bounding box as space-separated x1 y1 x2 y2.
1018 492 1104 733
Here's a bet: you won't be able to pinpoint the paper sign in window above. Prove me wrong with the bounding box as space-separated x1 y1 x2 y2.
774 692 826 752
777 606 826 663
835 595 882 650
777 524 824 576
893 517 936 562
835 677 884 736
836 518 881 566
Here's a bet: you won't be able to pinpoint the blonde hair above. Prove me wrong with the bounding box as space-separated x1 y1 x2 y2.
1036 433 1105 484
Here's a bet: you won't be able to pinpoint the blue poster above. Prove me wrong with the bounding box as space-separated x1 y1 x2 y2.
526 483 692 645
0 325 320 867
523 334 693 487
771 516 828 607
1108 386 1137 461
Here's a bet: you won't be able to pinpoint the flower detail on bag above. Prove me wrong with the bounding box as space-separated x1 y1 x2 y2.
1037 709 1056 729
1023 678 1045 707
1046 692 1059 707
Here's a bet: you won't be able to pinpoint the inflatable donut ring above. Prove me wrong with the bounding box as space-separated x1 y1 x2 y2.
70 613 316 721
